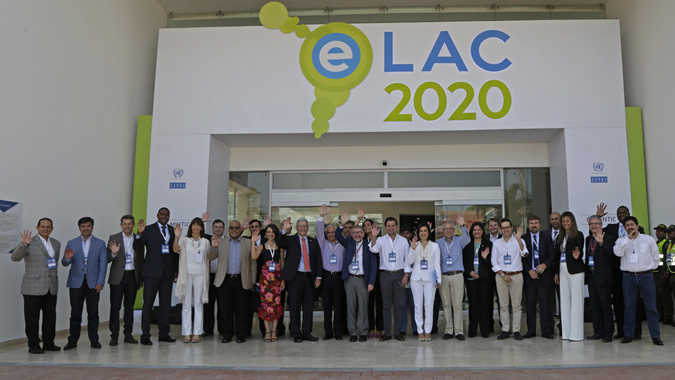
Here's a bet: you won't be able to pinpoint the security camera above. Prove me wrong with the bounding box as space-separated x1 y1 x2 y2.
382 160 388 166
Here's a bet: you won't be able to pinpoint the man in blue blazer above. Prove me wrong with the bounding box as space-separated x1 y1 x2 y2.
336 212 377 342
62 217 108 350
522 215 555 339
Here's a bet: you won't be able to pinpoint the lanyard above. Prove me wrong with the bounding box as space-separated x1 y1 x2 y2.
266 243 277 261
444 238 455 257
532 234 539 251
387 235 398 253
353 242 363 262
159 224 169 243
329 241 340 255
590 239 597 254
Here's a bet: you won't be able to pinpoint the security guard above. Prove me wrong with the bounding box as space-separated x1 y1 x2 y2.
661 225 675 327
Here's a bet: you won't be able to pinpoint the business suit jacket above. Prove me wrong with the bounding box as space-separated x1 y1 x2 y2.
133 222 176 279
277 233 323 282
207 236 256 289
11 236 60 296
585 234 616 286
462 239 493 279
406 242 442 284
107 232 143 287
522 231 555 285
62 236 108 288
554 232 585 275
335 227 377 287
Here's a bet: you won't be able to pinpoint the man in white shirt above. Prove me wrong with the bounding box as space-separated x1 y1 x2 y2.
488 218 502 243
491 218 529 341
613 216 663 345
369 217 409 342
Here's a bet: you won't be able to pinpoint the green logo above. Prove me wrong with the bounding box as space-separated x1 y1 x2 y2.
260 2 373 138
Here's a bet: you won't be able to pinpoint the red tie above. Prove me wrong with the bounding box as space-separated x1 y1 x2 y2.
301 237 310 272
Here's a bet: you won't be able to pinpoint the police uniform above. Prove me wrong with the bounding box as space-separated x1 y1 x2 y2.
660 225 675 326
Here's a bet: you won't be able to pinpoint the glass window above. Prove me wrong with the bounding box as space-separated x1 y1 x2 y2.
388 171 500 188
272 172 384 190
270 206 323 238
228 172 270 222
435 204 503 239
503 168 551 229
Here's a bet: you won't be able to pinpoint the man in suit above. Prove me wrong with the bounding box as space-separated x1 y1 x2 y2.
106 214 143 346
596 203 645 339
62 216 108 350
134 207 178 345
278 217 323 343
522 215 555 339
317 206 346 341
203 219 224 337
543 211 562 332
585 215 616 342
12 218 61 354
206 219 256 343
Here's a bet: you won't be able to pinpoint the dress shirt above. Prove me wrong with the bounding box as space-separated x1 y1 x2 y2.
614 233 660 272
348 241 366 276
438 226 470 273
81 236 92 265
491 236 529 273
489 234 500 243
297 235 311 272
227 237 242 274
316 217 345 272
185 237 204 275
122 233 135 270
370 234 410 271
39 235 55 257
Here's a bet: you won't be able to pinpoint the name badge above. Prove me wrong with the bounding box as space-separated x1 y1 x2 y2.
47 256 57 269
351 261 359 271
195 250 203 263
504 255 512 266
560 252 566 262
268 261 277 272
534 250 539 261
445 256 453 266
669 254 674 264
629 251 639 264
389 252 396 262
125 253 133 264
473 256 479 267
420 259 428 270
161 244 170 254
329 254 337 265
589 256 595 267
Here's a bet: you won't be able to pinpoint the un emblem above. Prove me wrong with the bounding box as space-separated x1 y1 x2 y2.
593 162 604 172
173 168 184 178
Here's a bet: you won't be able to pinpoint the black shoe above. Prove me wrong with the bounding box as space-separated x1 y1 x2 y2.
543 333 555 339
302 335 319 342
614 333 624 339
442 333 453 340
481 333 490 338
202 332 213 337
322 334 334 341
359 335 367 342
468 332 477 338
379 334 392 341
221 337 232 343
349 336 358 342
294 337 303 343
523 332 536 339
586 334 602 340
124 335 138 344
497 332 510 340
141 339 153 346
28 346 44 354
412 331 418 336
557 323 562 335
653 337 664 346
394 334 405 341
43 344 61 351
602 337 613 343
91 341 102 349
236 338 246 343
635 336 642 340
671 322 675 328
63 342 77 351
455 334 465 341
110 335 118 346
277 330 285 337
513 332 523 341
335 335 343 341
621 337 633 343
400 331 407 335
158 336 176 342
431 327 438 334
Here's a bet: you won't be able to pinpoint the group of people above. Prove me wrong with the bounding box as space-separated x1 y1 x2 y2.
12 203 670 354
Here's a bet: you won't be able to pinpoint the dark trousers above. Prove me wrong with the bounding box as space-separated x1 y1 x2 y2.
588 275 614 339
465 277 494 336
109 271 137 337
368 274 383 331
525 280 553 335
612 270 643 337
217 275 249 340
204 273 220 335
322 272 345 336
23 291 57 349
141 275 173 340
654 271 664 319
379 271 405 336
68 281 100 344
432 288 441 333
623 272 660 338
287 273 314 339
658 272 674 322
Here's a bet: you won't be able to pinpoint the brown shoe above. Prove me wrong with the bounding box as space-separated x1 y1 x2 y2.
191 335 201 343
379 334 392 342
394 334 406 341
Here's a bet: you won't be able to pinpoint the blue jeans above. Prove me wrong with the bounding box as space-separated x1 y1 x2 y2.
401 287 418 333
622 272 660 338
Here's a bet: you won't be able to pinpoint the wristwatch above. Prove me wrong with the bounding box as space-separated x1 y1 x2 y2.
500 272 505 277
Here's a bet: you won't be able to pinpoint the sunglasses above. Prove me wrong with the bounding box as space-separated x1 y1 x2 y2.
229 226 240 230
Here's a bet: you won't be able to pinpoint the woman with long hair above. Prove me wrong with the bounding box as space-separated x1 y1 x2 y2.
173 217 220 343
405 223 442 341
251 224 285 343
363 218 384 338
462 221 494 338
554 211 586 341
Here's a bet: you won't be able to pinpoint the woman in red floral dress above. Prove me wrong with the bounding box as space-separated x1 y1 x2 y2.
251 224 285 342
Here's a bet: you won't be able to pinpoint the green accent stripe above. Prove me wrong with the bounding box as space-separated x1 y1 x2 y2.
625 107 649 231
132 115 152 309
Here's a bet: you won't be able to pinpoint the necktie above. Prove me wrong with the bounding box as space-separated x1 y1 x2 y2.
162 225 167 241
301 237 310 272
533 234 539 267
619 224 626 238
553 230 558 248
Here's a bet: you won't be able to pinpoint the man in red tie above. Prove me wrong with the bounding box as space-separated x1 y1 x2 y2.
278 217 323 343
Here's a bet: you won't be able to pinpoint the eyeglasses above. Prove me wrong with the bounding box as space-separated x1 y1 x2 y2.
229 226 240 230
589 222 602 226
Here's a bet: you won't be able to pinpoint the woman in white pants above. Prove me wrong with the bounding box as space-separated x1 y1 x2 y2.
405 224 441 342
554 212 585 342
173 217 220 343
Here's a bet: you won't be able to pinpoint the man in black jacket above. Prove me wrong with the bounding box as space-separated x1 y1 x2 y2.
522 215 555 339
585 215 616 342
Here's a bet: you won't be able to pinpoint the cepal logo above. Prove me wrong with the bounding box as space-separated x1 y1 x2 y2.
259 2 373 139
